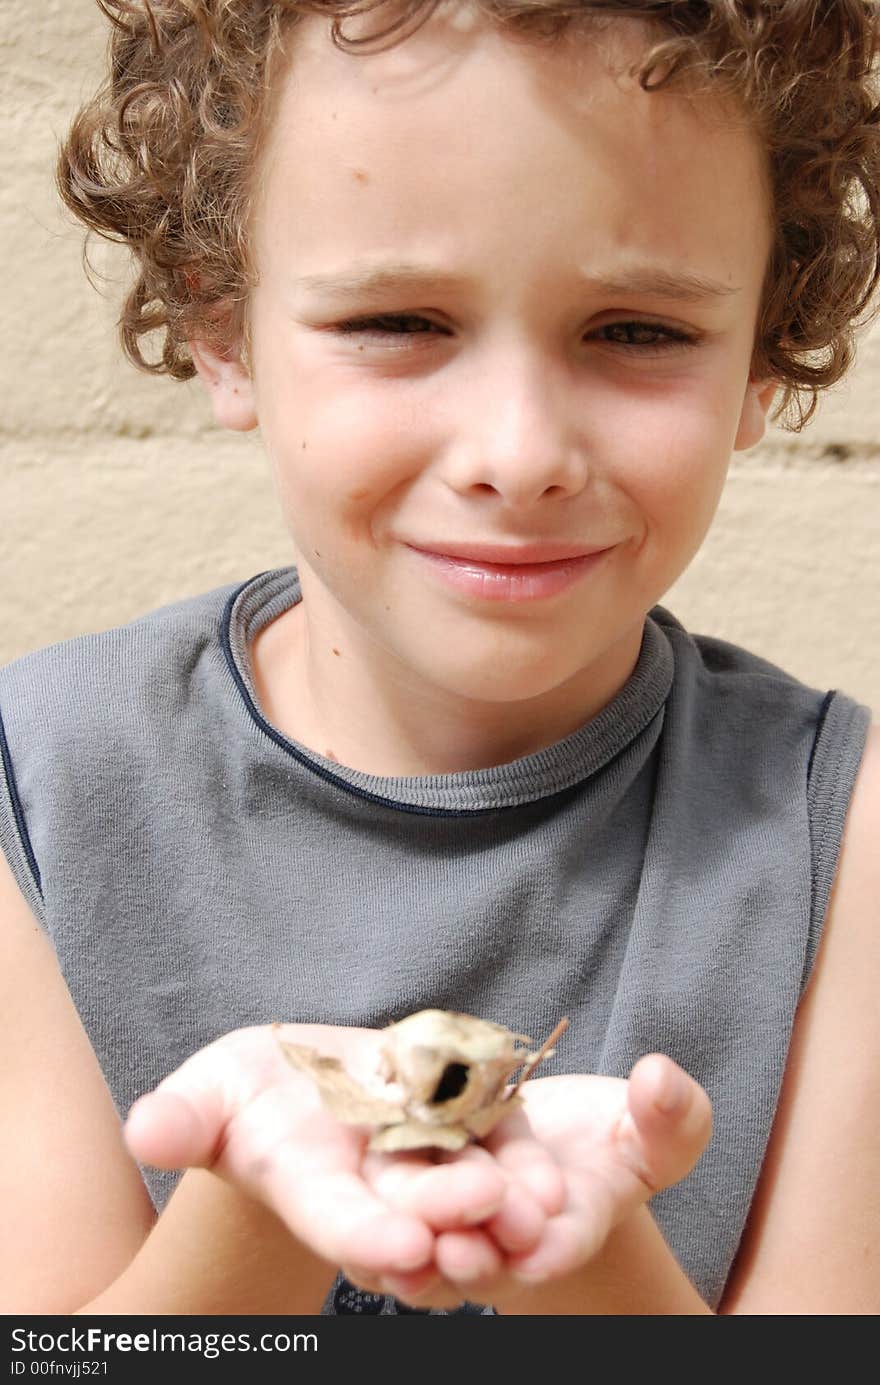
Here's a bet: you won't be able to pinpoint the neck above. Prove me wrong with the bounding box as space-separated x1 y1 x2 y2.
250 600 643 778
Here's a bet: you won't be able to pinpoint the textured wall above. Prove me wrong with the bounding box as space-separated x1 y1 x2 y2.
2 0 878 709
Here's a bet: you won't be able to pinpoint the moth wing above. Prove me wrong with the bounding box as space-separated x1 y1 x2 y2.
369 1120 471 1153
277 1040 405 1126
464 1093 523 1139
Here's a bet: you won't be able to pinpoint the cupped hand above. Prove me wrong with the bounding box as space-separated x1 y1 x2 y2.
124 1026 711 1312
355 1054 713 1309
123 1023 517 1282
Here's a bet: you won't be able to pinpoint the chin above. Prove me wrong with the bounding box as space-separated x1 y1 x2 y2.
414 650 592 710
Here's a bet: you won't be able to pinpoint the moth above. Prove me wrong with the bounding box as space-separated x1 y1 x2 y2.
275 1009 568 1152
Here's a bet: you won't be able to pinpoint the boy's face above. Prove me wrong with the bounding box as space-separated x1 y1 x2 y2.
196 11 773 738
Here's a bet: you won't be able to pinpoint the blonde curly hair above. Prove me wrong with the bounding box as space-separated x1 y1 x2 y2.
59 0 880 429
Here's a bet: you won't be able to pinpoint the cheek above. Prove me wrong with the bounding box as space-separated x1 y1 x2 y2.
606 378 738 527
265 402 432 575
268 370 427 496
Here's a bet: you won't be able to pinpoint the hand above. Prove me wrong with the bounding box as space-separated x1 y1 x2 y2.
123 1023 516 1283
124 1026 711 1311
346 1057 713 1310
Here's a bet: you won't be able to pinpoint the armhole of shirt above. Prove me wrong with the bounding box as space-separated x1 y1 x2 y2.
0 700 46 927
803 689 872 992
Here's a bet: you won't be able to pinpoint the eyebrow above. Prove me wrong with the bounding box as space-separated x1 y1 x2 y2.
584 269 741 302
290 263 741 303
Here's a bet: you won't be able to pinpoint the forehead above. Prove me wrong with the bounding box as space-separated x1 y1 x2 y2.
254 10 770 292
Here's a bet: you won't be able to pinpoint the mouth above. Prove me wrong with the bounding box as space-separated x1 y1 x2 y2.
403 542 613 603
406 542 609 566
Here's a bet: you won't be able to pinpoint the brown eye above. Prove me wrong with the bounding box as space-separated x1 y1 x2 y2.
595 320 694 350
430 1062 470 1103
336 314 446 336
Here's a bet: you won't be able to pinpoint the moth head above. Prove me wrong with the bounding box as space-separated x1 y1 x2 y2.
379 1010 533 1119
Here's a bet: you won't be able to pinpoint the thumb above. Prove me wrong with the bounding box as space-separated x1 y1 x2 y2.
124 1084 226 1170
625 1054 713 1193
122 1024 281 1172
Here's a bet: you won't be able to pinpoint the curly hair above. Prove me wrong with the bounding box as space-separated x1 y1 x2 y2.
58 0 880 429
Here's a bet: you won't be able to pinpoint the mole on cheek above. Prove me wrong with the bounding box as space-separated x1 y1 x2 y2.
352 168 369 184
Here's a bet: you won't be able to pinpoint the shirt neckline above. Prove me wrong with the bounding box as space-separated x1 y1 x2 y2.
222 566 674 813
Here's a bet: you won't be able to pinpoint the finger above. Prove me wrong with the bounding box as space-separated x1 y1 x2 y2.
484 1181 547 1254
624 1054 713 1192
434 1227 504 1285
339 1263 388 1297
124 1088 224 1169
122 1027 288 1172
363 1151 507 1230
265 1156 435 1273
486 1126 568 1217
507 1204 610 1283
340 1261 464 1313
378 1271 467 1311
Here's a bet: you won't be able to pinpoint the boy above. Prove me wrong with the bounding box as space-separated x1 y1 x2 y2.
1 0 878 1314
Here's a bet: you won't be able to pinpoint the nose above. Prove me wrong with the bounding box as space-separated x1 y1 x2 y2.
441 345 590 508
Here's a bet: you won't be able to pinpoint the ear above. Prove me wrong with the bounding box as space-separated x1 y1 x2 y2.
189 337 258 432
733 378 777 452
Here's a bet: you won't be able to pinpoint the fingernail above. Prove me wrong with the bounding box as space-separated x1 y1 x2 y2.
654 1065 690 1116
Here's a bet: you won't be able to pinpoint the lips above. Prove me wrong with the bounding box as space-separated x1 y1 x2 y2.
405 542 608 566
403 541 613 603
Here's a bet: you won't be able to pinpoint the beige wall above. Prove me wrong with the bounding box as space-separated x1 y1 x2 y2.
2 0 878 709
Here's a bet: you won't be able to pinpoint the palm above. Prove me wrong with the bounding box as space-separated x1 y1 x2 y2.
516 1072 661 1202
477 1073 668 1284
126 1023 506 1276
125 1025 710 1305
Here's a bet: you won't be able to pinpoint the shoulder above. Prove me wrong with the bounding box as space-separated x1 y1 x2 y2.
652 610 871 981
0 578 245 716
650 608 846 774
652 606 871 828
830 719 880 899
812 720 880 1021
654 606 831 713
719 721 880 1313
0 573 243 774
0 577 251 914
654 608 871 838
0 577 257 782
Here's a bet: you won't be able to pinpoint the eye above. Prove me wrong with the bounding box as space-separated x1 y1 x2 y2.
430 1062 471 1104
334 313 449 339
592 320 697 353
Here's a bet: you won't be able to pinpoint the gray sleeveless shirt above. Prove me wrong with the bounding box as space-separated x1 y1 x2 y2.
0 568 870 1312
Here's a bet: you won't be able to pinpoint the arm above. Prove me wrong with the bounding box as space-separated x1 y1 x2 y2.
0 850 154 1311
717 722 880 1314
499 1206 712 1315
0 852 354 1314
353 727 880 1316
3 842 515 1314
363 1060 714 1314
498 723 880 1316
79 1171 337 1315
114 1026 715 1318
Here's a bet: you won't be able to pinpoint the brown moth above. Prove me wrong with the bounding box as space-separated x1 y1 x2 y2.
275 1010 568 1152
